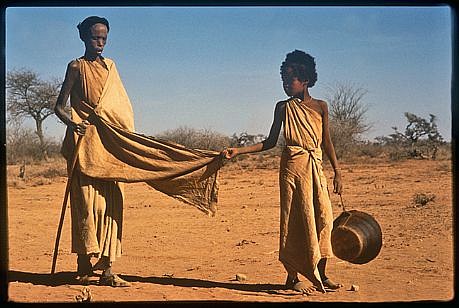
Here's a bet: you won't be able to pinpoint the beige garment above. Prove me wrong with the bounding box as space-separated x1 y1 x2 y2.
63 57 221 261
70 172 124 261
279 98 334 285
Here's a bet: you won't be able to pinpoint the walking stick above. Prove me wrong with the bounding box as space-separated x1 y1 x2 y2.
51 135 83 274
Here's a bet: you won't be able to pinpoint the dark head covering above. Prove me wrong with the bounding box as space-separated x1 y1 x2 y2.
77 16 110 41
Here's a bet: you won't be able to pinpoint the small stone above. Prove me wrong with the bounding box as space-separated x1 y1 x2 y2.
350 284 360 292
75 286 92 302
235 273 247 282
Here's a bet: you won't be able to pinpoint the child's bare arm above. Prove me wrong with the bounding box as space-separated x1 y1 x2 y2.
320 100 343 194
223 101 285 158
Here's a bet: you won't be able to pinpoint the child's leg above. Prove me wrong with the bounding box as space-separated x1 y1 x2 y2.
317 258 343 290
284 264 299 287
283 264 317 295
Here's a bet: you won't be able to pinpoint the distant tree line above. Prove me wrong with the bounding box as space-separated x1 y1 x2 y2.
6 68 449 164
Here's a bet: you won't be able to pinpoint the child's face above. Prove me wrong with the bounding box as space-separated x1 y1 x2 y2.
84 23 108 57
281 67 306 98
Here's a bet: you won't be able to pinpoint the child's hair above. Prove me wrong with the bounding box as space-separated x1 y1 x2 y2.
77 16 110 41
280 50 318 88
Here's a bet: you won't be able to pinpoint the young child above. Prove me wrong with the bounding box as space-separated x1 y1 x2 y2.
54 16 131 287
223 50 343 294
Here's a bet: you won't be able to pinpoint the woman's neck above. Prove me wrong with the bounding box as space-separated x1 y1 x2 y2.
83 51 101 61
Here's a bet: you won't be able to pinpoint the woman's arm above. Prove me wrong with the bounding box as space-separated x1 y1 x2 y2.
54 60 88 136
223 101 285 158
320 100 343 194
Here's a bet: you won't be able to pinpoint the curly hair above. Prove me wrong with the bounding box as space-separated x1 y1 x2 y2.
77 16 110 41
280 50 318 88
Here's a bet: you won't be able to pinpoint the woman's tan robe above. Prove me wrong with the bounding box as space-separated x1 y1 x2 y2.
62 57 221 262
279 98 334 284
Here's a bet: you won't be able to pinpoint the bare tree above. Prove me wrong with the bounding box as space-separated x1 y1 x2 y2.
6 69 61 160
325 82 371 158
376 112 444 159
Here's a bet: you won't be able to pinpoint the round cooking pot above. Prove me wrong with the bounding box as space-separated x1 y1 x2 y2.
332 209 382 264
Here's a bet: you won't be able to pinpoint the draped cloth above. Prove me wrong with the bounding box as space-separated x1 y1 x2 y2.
279 98 334 285
62 57 222 261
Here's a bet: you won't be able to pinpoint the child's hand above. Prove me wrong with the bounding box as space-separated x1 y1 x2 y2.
333 171 343 194
221 147 239 159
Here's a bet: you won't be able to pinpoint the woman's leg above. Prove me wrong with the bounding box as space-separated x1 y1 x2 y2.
97 258 131 287
76 254 93 285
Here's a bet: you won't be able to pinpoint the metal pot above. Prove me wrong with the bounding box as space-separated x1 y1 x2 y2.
331 210 382 264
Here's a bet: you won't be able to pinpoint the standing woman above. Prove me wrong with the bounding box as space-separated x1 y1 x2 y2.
223 50 343 294
54 16 131 287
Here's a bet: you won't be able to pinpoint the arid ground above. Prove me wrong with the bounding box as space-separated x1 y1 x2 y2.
5 155 455 303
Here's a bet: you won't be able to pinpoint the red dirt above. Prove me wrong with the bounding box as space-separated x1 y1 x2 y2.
6 157 454 303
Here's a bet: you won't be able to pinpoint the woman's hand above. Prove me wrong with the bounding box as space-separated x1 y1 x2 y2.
70 120 90 136
333 170 343 194
221 147 240 159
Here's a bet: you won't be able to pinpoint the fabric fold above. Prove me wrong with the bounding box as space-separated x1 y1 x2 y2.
279 98 334 284
79 112 222 216
62 57 222 216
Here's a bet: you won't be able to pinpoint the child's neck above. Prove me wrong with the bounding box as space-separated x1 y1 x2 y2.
294 90 311 101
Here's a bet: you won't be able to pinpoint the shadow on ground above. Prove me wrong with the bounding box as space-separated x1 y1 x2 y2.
8 270 293 297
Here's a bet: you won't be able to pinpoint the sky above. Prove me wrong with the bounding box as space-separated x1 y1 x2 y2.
5 5 452 142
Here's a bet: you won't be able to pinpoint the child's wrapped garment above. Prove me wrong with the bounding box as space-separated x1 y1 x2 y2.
279 98 334 285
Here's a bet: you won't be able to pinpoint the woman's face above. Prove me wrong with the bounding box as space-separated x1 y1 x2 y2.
282 68 307 98
84 23 108 57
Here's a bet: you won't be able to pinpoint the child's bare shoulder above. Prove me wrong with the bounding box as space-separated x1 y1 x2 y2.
316 99 329 114
275 99 289 109
315 98 328 106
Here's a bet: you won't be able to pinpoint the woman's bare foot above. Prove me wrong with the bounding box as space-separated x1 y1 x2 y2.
322 278 343 290
93 257 110 271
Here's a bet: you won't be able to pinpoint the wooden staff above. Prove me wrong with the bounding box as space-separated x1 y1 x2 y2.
51 135 83 274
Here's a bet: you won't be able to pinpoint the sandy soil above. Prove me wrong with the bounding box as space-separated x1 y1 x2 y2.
5 156 454 303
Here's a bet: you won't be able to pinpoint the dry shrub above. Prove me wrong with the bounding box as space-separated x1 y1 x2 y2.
354 141 385 158
435 162 451 173
156 126 231 151
7 158 68 188
37 165 67 179
8 178 27 189
32 177 52 186
254 154 279 169
412 193 436 207
434 143 451 160
7 124 62 164
338 140 451 163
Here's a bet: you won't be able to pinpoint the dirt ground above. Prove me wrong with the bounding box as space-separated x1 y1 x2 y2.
5 155 455 303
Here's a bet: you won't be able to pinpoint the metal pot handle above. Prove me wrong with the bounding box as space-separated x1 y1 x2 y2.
339 193 347 212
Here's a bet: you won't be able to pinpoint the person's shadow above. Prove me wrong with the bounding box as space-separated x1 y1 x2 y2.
8 270 295 297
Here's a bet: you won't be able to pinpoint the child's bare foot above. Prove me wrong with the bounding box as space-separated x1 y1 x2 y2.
285 275 317 295
322 278 343 290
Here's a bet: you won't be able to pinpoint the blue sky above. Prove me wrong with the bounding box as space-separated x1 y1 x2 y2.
5 6 452 141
